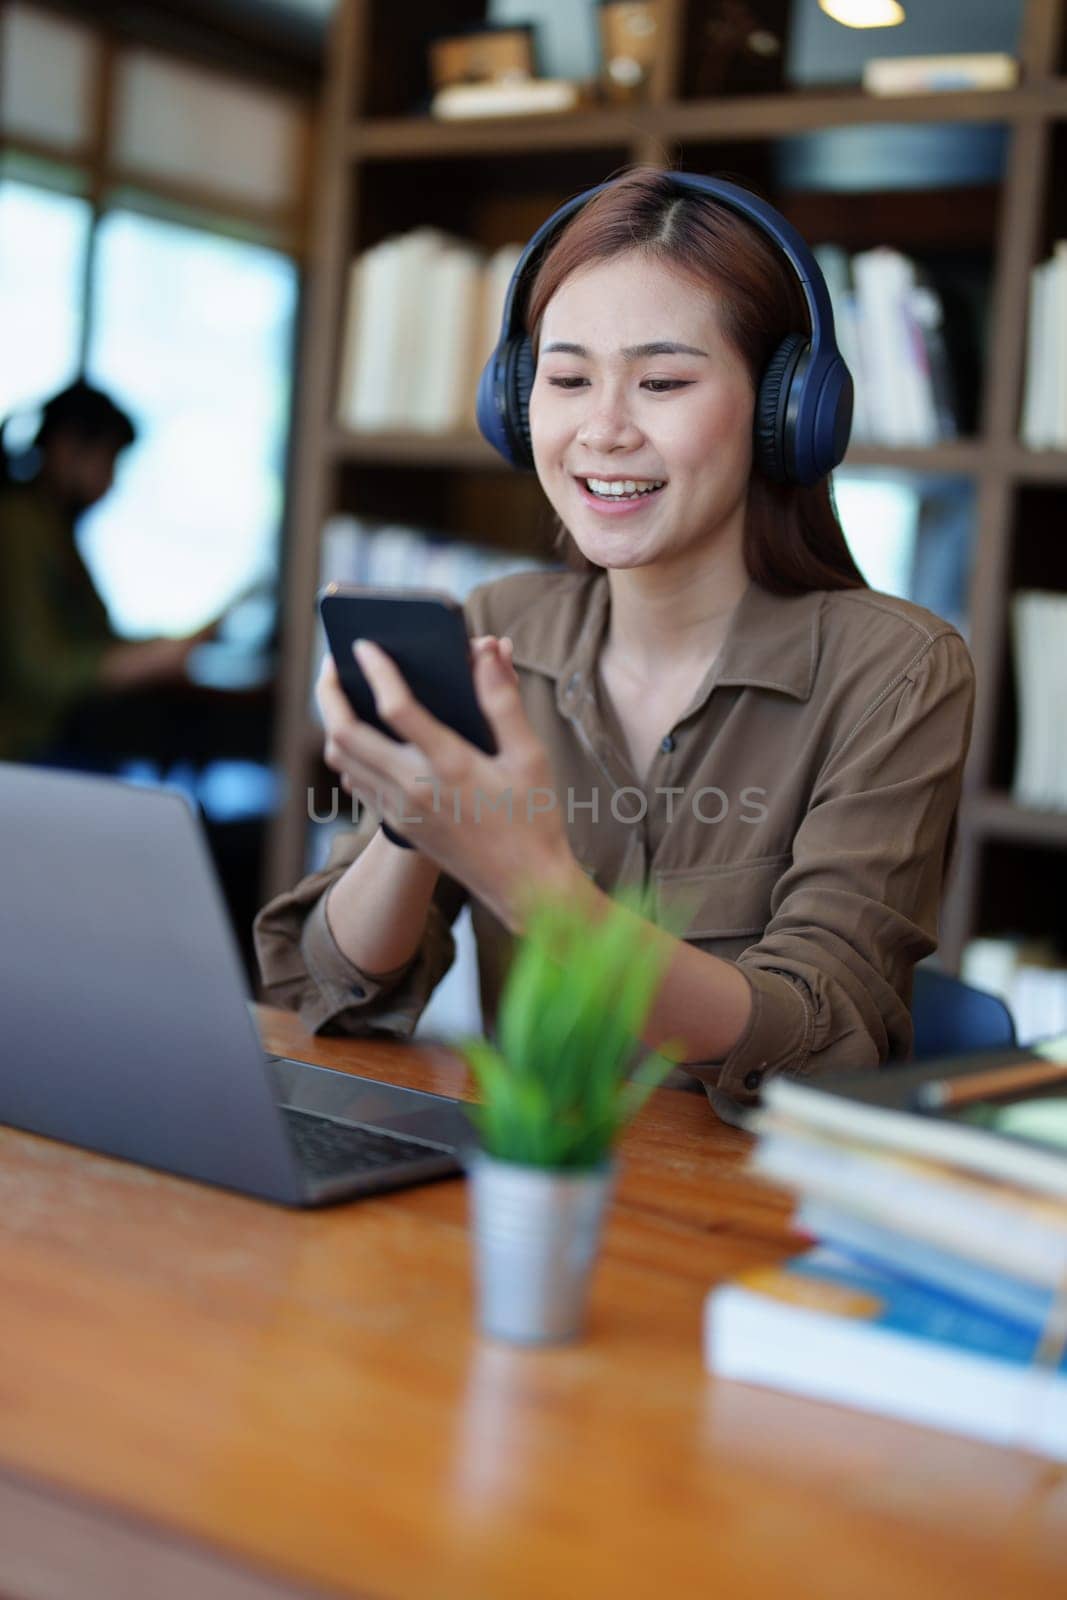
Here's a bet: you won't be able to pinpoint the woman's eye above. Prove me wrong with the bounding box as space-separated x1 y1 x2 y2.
545 376 690 393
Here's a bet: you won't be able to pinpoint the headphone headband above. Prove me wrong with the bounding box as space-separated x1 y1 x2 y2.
476 171 853 486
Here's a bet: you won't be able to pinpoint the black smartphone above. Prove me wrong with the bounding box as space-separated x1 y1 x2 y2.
318 584 497 754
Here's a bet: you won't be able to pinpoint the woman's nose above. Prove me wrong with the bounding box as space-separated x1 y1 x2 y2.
575 394 643 453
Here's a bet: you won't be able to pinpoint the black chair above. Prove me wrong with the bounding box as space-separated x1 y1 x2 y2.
910 966 1017 1060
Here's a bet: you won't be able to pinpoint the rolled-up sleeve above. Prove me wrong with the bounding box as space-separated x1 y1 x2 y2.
253 811 468 1036
696 632 975 1124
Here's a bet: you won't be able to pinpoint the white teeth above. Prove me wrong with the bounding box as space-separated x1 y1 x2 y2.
585 477 665 499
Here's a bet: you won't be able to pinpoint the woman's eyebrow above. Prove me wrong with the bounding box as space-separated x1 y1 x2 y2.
541 340 709 360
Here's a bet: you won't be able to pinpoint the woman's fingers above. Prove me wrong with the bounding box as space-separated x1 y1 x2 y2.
471 639 539 761
353 639 471 775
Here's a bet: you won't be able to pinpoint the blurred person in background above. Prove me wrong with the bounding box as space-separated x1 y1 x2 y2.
0 379 216 767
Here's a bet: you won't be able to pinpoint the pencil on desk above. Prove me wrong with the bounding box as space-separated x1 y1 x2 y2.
914 1059 1067 1111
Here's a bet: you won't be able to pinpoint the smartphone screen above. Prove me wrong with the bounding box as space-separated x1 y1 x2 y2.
318 585 497 754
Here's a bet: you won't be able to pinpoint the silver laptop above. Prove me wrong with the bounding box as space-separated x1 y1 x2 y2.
0 762 472 1205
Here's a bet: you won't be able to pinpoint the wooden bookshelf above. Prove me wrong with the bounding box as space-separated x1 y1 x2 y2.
267 0 1067 989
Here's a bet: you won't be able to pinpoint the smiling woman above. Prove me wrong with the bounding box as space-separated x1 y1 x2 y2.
255 167 976 1126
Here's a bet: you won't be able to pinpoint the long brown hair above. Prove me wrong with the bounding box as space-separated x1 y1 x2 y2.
524 166 866 595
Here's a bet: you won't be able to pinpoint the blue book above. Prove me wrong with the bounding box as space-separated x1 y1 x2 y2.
794 1198 1055 1331
705 1248 1067 1461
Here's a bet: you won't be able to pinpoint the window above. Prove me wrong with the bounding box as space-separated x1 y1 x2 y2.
79 209 298 635
0 178 90 430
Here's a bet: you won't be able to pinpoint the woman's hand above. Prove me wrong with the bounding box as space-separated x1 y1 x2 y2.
314 633 581 931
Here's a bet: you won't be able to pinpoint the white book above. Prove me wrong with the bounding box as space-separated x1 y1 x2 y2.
863 53 1019 96
1055 242 1067 448
408 241 484 433
757 1068 1067 1200
338 237 402 431
1021 260 1055 448
812 244 870 443
960 935 1023 1007
388 229 452 430
335 257 367 429
851 248 936 446
319 515 371 587
480 243 525 364
705 1248 1067 1462
344 230 452 431
430 78 581 120
1012 591 1045 807
750 1126 1067 1285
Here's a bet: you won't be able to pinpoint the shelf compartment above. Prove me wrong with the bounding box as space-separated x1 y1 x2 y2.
664 85 1067 141
352 109 652 160
966 791 1067 847
328 427 499 469
332 457 556 556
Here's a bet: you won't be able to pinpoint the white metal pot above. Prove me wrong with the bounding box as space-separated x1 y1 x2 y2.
468 1151 614 1345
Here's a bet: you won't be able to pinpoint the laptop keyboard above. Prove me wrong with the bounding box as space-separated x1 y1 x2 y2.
281 1106 446 1181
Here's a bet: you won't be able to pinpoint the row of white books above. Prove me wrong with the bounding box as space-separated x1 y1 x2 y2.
312 514 547 691
813 244 959 447
336 230 523 434
319 515 546 600
1021 244 1067 451
337 228 965 448
1012 589 1067 812
705 1044 1067 1461
962 937 1067 1046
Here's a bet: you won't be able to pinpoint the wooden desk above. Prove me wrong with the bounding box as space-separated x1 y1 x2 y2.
1 1008 1065 1600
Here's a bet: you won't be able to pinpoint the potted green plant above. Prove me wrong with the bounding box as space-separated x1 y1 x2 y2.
460 888 684 1345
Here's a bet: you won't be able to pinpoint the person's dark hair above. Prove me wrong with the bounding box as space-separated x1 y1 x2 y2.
524 166 866 595
0 379 137 487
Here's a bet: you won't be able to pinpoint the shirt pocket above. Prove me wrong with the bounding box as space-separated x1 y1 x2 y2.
652 854 792 950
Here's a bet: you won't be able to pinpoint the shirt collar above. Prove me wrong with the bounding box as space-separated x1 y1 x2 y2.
507 571 821 709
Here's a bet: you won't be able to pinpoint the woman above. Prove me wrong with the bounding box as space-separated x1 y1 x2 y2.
0 380 212 764
255 168 975 1125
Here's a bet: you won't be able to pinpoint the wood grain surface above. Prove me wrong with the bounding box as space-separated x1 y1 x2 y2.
0 1006 1064 1600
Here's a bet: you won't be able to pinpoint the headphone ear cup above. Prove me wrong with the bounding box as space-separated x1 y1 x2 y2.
505 336 536 470
754 334 805 485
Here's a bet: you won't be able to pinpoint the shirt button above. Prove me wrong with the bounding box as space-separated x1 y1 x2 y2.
567 673 581 695
660 734 675 753
743 1070 763 1092
352 985 365 1000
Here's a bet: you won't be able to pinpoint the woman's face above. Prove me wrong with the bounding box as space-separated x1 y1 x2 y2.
529 250 755 572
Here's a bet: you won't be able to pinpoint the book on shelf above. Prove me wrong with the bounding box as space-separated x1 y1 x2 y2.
337 231 525 437
310 516 550 724
862 53 1019 97
1020 244 1067 451
812 243 959 448
430 78 585 120
963 938 1067 1047
704 1247 1067 1461
1011 590 1067 813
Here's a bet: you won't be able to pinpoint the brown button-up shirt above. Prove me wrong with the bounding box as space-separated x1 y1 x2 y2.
254 571 975 1124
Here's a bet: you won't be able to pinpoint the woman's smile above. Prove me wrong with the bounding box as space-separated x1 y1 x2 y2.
574 474 668 515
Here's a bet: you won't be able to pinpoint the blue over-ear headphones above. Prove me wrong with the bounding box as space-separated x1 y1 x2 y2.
476 172 853 487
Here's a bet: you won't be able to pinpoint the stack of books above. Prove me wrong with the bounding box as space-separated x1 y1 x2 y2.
1020 245 1067 451
1012 589 1067 812
813 243 960 447
336 230 524 435
704 1040 1067 1460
